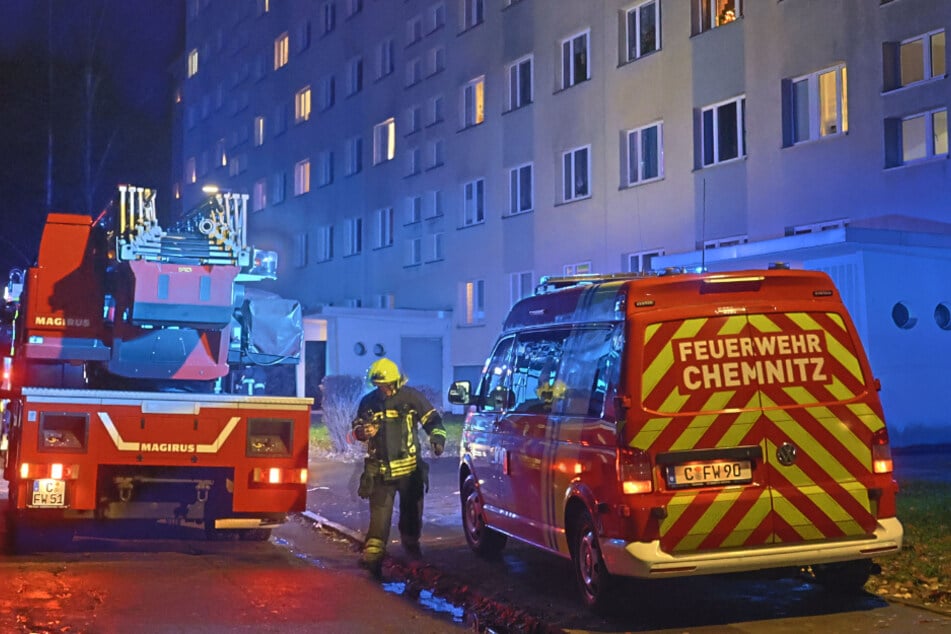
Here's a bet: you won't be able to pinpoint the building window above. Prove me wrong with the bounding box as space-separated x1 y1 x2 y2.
694 0 742 35
408 146 422 175
408 196 423 224
429 3 446 32
562 146 591 202
322 1 336 34
429 139 445 168
258 0 270 15
346 136 363 175
407 238 422 266
294 234 308 268
377 38 395 79
253 116 265 146
187 49 199 77
462 76 485 128
786 65 847 145
508 163 533 215
253 179 267 212
274 32 289 69
626 121 663 185
271 172 286 204
429 47 446 76
407 105 422 134
185 157 197 183
507 55 533 111
295 86 312 123
318 75 335 111
407 15 423 45
510 271 533 307
625 249 663 273
294 159 311 195
347 57 364 95
374 207 394 248
428 232 445 262
884 30 947 91
296 21 312 53
375 293 395 309
886 108 949 167
317 150 333 187
701 96 745 166
430 95 444 125
561 30 589 89
215 138 228 167
317 225 334 261
462 0 484 31
564 261 592 275
273 103 287 136
345 217 363 256
374 118 396 164
462 279 485 325
463 179 485 226
431 190 444 217
625 1 660 62
406 58 423 86
346 0 363 18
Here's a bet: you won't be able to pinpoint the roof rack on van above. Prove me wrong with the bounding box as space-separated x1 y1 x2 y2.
534 271 671 295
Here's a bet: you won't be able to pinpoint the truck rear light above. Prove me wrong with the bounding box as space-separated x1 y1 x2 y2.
251 467 307 485
871 428 894 474
618 447 654 494
19 462 79 480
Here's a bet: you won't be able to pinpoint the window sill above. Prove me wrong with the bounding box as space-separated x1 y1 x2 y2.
697 155 747 171
458 121 485 133
617 48 660 69
458 220 486 230
881 74 947 96
553 77 591 95
620 175 664 190
690 16 743 38
502 102 533 115
884 154 949 171
503 208 534 218
457 21 484 37
372 244 393 251
556 194 592 207
783 131 848 149
403 262 422 269
426 163 444 172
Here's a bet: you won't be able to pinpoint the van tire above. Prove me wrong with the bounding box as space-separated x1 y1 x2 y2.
461 475 506 558
811 560 873 593
571 510 615 613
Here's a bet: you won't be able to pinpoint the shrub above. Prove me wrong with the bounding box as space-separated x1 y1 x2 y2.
318 375 366 455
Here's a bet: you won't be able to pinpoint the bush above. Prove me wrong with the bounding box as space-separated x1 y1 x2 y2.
318 375 366 455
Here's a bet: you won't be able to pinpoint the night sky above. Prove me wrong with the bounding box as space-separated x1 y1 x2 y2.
0 0 184 273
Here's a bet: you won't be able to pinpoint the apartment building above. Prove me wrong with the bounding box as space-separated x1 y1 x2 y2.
181 0 951 444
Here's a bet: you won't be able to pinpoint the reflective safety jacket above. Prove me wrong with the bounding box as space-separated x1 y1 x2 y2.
354 386 446 480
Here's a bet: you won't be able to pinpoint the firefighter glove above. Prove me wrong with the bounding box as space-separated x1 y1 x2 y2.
431 439 445 457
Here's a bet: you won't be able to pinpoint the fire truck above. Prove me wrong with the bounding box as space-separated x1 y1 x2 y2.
0 185 312 550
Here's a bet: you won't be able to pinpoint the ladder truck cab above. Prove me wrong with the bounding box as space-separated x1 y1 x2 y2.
0 185 312 550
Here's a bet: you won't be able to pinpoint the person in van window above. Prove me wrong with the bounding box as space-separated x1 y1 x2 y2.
351 357 447 578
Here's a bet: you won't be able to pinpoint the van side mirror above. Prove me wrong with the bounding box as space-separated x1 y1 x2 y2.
448 380 471 405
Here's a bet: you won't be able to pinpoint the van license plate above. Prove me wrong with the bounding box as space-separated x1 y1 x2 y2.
670 460 752 488
31 479 66 508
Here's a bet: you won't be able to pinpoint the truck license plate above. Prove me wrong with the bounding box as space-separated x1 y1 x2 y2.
670 460 752 488
31 479 66 508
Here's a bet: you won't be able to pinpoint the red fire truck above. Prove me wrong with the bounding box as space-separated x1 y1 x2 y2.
0 186 311 550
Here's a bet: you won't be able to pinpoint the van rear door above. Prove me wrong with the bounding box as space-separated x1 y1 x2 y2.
636 305 883 555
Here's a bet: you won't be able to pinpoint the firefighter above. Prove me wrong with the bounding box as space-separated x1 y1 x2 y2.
351 357 447 577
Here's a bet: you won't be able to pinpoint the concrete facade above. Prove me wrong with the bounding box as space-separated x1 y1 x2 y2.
181 0 951 444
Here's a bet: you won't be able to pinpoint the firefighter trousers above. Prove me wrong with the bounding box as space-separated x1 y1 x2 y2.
363 468 425 562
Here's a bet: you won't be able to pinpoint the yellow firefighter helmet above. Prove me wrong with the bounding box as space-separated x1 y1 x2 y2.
367 358 407 389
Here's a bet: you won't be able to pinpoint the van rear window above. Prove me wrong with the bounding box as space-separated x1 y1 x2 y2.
641 312 867 414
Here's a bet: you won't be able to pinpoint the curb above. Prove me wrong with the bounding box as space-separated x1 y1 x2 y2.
300 510 365 546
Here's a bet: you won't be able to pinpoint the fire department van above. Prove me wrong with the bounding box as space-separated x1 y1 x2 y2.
448 269 903 610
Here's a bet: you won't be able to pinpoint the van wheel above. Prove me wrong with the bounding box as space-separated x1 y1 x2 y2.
461 475 506 558
571 510 615 612
811 560 873 593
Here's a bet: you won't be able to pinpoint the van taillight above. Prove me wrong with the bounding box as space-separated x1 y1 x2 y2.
618 447 654 494
871 428 894 474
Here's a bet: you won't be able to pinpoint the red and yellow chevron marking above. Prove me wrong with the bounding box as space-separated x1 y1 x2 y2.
639 312 883 554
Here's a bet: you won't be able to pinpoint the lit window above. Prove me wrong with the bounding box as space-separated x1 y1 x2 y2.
294 159 311 195
462 0 483 31
274 33 289 69
374 118 396 164
258 0 270 15
463 76 485 128
884 30 946 90
295 86 312 123
187 49 199 77
695 0 742 34
625 1 660 62
508 163 533 215
626 121 663 185
562 146 591 202
185 157 197 183
215 138 227 167
701 96 746 166
787 65 847 144
507 55 533 111
462 279 485 325
463 179 485 225
561 31 589 89
886 108 949 166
